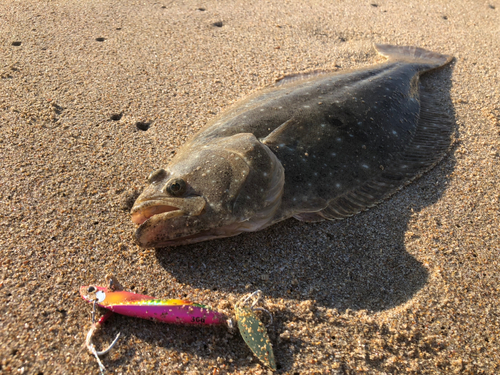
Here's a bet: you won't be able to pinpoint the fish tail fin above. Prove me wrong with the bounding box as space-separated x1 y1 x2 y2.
375 44 453 72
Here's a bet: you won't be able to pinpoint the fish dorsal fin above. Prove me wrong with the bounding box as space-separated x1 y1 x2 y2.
275 69 331 86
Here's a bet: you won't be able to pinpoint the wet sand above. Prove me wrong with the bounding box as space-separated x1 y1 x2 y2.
1 0 499 373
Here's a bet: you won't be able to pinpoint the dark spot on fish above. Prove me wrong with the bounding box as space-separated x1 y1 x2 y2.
11 41 22 46
110 113 122 121
136 121 151 131
212 21 223 27
95 37 106 42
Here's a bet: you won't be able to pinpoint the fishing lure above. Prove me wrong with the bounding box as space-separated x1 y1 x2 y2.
80 286 226 325
234 290 276 371
81 275 276 372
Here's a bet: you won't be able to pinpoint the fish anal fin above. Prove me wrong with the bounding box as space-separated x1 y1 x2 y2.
319 85 454 221
293 212 325 222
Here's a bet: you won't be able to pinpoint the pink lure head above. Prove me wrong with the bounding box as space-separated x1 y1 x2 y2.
80 285 226 325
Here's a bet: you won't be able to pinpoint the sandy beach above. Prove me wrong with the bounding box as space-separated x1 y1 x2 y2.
1 0 499 373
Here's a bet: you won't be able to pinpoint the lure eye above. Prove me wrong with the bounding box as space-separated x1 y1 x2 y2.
147 169 167 184
87 286 96 293
165 179 186 197
95 290 106 303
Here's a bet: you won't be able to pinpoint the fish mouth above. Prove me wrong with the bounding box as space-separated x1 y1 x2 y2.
130 196 206 226
131 202 183 225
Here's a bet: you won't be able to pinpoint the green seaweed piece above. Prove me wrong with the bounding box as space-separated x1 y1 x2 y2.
235 305 276 371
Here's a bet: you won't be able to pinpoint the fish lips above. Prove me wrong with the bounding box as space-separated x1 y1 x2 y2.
131 196 206 224
131 196 207 247
134 212 208 247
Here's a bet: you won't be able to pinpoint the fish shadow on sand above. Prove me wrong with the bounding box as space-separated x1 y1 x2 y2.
155 65 457 314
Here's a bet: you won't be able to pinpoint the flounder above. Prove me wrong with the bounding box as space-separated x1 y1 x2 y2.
131 44 453 247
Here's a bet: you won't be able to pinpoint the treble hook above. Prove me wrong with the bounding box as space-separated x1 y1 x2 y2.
85 300 121 374
239 290 273 325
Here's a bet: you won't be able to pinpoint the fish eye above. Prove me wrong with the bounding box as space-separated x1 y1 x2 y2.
147 169 167 184
165 178 186 197
87 286 96 293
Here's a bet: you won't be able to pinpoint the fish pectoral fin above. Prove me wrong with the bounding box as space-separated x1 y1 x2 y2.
261 117 301 146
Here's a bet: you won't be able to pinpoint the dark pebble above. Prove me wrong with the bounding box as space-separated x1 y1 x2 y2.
136 121 151 131
110 113 123 121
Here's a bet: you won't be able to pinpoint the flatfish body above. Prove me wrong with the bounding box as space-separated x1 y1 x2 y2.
131 44 453 247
